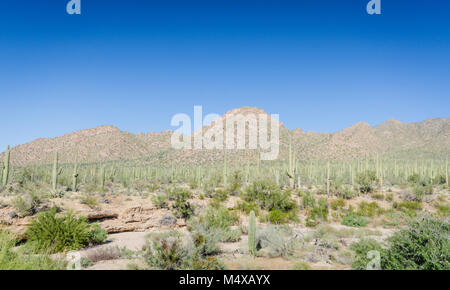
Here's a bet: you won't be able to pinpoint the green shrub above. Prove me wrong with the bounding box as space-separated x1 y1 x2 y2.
189 206 240 243
350 238 383 270
351 216 450 270
151 193 168 208
255 226 299 258
243 180 296 212
236 201 260 216
357 171 377 193
308 197 329 222
80 194 98 208
330 198 346 211
434 203 449 217
0 230 65 270
144 231 226 270
13 193 41 217
393 201 423 215
358 201 383 217
292 261 312 270
382 216 449 270
26 208 107 253
267 209 291 224
144 232 188 270
170 188 195 219
301 192 316 209
342 213 368 227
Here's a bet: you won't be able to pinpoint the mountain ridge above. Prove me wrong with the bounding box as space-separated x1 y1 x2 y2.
2 107 449 166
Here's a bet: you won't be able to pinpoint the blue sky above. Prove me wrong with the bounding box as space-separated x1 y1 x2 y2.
1 0 449 150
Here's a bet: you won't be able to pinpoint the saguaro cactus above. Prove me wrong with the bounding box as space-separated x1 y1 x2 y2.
248 210 256 256
2 145 10 187
72 163 79 192
52 152 62 191
223 149 228 187
446 157 449 188
100 166 106 190
327 161 330 196
287 134 295 189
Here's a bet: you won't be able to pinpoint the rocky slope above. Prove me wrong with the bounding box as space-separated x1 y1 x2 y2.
2 107 449 166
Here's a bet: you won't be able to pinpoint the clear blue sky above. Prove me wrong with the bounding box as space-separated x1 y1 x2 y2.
1 0 449 150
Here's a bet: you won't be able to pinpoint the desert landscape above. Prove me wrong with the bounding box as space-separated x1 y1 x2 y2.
0 107 448 270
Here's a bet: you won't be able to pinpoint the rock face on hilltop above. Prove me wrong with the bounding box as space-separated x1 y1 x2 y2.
2 107 450 166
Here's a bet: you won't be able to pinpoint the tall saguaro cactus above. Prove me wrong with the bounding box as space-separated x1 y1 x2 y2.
223 149 228 187
287 134 295 189
248 210 256 256
100 166 106 190
52 152 62 191
327 161 330 196
446 157 449 188
2 145 10 187
72 163 79 192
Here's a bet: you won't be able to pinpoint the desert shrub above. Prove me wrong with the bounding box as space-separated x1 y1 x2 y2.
301 192 316 209
408 173 420 184
236 201 260 216
385 193 394 202
0 230 65 270
151 193 168 208
412 186 432 202
190 256 226 270
381 210 410 227
393 201 423 215
433 174 447 185
342 213 368 227
171 189 195 219
13 192 42 217
351 216 450 270
382 216 449 270
228 170 243 195
167 187 192 201
213 189 229 202
292 261 312 270
330 198 346 211
144 231 225 270
26 208 107 253
85 246 123 263
267 209 293 224
358 201 383 217
89 223 108 245
192 232 221 256
144 232 188 270
307 197 329 224
189 205 240 243
372 193 384 200
255 226 299 258
357 171 377 193
350 238 384 270
243 180 296 212
337 186 358 200
80 194 98 208
434 203 449 218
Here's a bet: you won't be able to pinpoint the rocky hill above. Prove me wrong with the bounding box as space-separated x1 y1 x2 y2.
2 107 449 166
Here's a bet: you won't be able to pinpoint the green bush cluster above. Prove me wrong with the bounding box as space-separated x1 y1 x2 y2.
342 213 368 227
144 231 225 270
243 180 296 212
357 171 377 193
0 230 65 270
243 180 297 224
26 208 107 253
351 216 450 270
